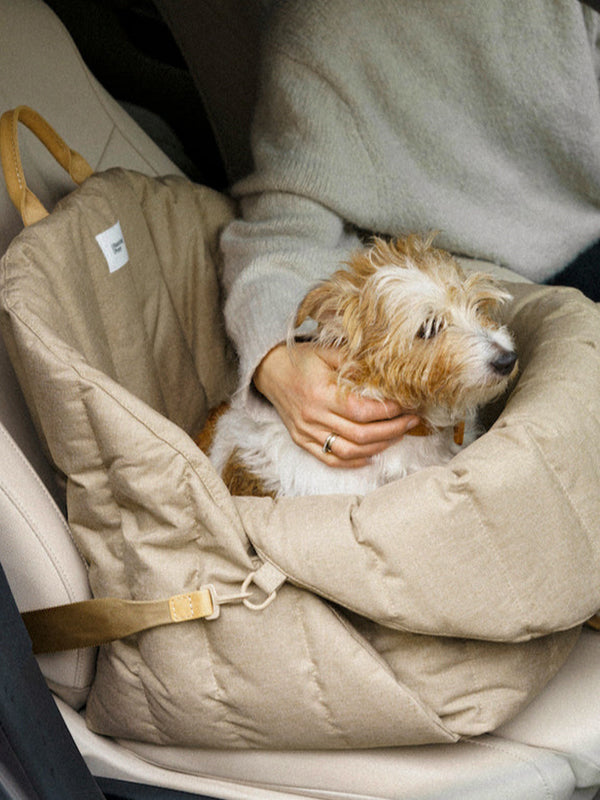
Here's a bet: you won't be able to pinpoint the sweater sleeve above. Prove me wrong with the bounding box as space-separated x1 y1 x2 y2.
220 18 375 418
582 3 600 82
221 192 359 418
222 0 600 413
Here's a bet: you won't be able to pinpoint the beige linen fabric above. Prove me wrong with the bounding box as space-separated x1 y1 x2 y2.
0 169 235 446
1 168 599 748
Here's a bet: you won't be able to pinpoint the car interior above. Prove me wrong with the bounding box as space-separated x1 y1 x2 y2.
1 1 600 799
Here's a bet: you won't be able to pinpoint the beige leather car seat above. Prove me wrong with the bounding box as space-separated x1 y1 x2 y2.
1 1 600 798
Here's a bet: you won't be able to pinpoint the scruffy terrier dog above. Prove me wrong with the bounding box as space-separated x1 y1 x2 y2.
206 235 518 497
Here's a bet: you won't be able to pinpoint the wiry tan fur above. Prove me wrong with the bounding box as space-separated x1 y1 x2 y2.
207 235 518 497
294 234 514 422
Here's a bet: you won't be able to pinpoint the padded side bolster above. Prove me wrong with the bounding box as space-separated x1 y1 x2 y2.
237 284 600 642
0 421 94 707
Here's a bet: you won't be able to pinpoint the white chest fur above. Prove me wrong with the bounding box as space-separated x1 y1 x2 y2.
209 402 474 497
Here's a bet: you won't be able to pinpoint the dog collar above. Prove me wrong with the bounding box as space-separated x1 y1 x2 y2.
407 420 465 446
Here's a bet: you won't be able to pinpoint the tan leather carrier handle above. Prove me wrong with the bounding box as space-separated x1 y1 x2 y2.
0 105 93 226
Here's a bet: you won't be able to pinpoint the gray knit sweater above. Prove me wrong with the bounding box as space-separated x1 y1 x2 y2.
221 0 600 411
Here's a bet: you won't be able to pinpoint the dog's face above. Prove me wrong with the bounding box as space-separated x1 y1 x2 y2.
294 235 518 425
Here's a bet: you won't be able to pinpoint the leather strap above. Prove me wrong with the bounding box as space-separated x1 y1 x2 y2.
587 614 600 631
406 419 465 446
21 590 215 654
404 421 431 438
22 563 287 653
0 105 93 226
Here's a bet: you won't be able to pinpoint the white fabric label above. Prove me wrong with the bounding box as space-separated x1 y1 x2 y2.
95 221 129 273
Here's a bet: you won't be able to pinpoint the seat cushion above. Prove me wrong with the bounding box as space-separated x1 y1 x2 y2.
497 627 600 789
2 174 597 748
58 700 579 800
57 629 600 798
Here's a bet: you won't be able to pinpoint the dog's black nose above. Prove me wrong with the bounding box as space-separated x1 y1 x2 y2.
491 349 518 376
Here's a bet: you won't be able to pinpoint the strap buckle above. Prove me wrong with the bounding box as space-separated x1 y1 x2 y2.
204 584 252 620
241 571 279 611
204 563 287 619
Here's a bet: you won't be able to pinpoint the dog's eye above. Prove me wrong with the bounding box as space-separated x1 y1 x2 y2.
417 319 444 340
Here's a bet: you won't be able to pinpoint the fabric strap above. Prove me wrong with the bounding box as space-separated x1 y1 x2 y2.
0 105 93 226
21 590 216 654
21 562 288 654
21 562 290 653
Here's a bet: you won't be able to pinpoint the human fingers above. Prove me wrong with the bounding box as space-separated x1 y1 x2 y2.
292 377 420 465
306 410 419 467
294 434 375 469
286 354 419 451
314 351 421 450
254 343 420 465
315 347 408 422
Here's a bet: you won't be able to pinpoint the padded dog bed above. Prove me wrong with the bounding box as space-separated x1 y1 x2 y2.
2 159 600 748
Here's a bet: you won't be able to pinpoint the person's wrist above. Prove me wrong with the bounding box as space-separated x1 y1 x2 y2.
253 343 286 402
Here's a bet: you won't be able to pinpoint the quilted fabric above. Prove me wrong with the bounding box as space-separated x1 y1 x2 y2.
1 168 598 748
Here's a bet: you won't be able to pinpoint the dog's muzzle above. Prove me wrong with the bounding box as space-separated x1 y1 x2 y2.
491 348 518 376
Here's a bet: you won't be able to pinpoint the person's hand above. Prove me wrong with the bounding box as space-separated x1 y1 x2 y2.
253 342 421 467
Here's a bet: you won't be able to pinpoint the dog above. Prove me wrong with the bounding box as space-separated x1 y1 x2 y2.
205 234 518 497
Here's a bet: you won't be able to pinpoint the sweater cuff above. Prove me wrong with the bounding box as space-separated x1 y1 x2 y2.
225 271 309 420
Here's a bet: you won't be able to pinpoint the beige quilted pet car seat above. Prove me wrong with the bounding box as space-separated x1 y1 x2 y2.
2 1 600 798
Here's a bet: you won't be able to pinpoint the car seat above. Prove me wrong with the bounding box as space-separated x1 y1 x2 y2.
1 1 600 798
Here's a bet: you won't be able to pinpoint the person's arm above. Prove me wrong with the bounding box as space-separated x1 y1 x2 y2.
220 5 381 415
220 191 361 413
219 8 419 460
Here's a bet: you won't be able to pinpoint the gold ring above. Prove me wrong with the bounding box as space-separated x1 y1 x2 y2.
322 432 337 455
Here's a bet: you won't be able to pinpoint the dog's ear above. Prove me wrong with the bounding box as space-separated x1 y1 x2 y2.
295 282 340 328
463 272 513 319
294 280 350 347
